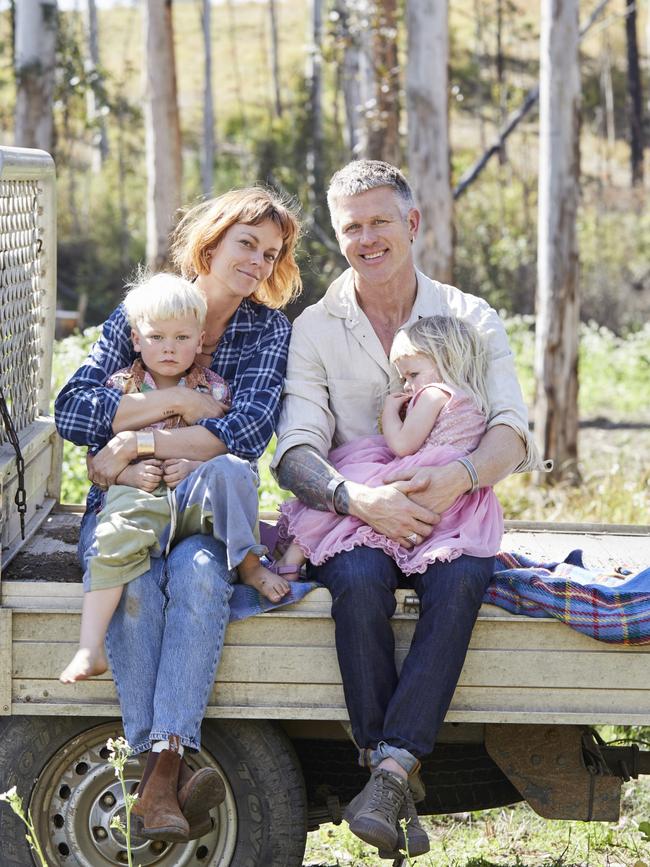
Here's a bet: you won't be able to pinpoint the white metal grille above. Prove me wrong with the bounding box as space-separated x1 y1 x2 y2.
0 179 43 439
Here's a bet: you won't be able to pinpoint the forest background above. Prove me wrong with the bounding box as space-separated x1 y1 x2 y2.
4 0 650 524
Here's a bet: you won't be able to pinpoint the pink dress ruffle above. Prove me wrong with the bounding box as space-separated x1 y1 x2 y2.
278 384 504 574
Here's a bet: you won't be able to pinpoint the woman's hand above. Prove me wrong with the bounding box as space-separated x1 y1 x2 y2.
174 387 229 425
87 432 138 489
115 460 164 493
163 458 203 489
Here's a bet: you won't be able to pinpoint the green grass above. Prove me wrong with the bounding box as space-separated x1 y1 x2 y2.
52 319 650 525
305 777 650 865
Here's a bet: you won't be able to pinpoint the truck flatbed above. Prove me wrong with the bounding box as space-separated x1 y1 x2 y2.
2 512 648 726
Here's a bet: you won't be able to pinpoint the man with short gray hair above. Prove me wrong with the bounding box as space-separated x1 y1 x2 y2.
273 160 539 859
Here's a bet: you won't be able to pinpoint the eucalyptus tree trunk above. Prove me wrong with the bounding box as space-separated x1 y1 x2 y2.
144 0 182 271
201 0 215 195
341 14 362 156
305 0 324 215
14 0 57 151
624 0 644 186
268 0 282 118
365 0 400 164
86 0 108 169
406 0 452 283
535 0 581 483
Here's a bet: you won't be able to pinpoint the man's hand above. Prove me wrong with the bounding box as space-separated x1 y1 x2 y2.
175 387 229 425
162 458 203 489
115 460 164 493
346 480 439 548
385 462 469 515
88 431 138 489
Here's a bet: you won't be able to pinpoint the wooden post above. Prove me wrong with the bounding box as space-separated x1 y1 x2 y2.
534 0 581 483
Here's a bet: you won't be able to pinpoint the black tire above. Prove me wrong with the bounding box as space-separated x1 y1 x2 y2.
292 738 522 821
0 715 307 867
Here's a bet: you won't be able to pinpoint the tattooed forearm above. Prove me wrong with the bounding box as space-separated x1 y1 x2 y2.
276 445 349 513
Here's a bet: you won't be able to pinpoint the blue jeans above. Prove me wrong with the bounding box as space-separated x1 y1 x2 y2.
309 547 494 763
79 512 235 755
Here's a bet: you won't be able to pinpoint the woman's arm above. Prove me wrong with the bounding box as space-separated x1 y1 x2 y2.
196 308 291 460
111 387 229 432
382 387 447 457
55 305 134 450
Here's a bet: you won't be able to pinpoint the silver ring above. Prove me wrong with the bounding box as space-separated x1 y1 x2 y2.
406 532 418 544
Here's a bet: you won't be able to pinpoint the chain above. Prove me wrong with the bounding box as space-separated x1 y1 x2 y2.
0 386 27 540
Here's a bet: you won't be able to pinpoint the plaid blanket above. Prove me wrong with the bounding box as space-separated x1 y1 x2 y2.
229 528 650 644
487 550 650 644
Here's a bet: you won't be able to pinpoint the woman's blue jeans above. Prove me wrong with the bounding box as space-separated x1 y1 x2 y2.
309 547 494 762
79 512 235 755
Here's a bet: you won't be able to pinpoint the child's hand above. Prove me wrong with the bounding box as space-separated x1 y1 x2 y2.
163 458 202 489
116 460 163 493
382 392 410 418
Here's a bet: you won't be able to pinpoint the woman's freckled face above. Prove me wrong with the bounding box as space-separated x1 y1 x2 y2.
205 219 284 300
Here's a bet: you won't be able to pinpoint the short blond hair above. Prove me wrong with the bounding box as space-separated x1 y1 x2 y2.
123 271 207 329
171 187 302 309
390 315 490 415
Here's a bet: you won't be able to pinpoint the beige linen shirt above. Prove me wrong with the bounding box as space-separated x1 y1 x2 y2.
273 268 542 473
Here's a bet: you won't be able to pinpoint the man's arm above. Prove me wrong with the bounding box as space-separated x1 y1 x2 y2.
277 444 439 547
276 444 343 512
387 424 525 513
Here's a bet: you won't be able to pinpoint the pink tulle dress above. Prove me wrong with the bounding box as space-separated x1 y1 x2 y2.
278 383 504 574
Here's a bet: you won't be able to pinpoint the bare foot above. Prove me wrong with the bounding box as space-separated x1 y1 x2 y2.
59 647 108 683
239 561 291 603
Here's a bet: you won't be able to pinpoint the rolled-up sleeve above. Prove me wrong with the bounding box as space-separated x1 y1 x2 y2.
272 314 335 470
55 306 134 451
199 311 291 460
468 300 543 473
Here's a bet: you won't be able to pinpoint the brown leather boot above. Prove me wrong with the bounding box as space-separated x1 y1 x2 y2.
177 759 226 840
131 737 189 842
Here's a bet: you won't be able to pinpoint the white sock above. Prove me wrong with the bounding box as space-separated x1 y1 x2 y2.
152 739 185 757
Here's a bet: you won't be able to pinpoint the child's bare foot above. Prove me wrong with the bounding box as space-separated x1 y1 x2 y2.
239 560 292 603
59 647 108 683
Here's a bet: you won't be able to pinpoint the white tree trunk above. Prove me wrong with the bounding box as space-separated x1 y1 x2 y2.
14 0 57 151
305 0 324 211
201 0 215 196
144 0 182 272
268 0 283 118
341 24 362 156
535 0 581 482
86 0 108 170
406 0 453 283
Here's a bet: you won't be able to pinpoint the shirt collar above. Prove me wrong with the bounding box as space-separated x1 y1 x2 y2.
323 267 440 328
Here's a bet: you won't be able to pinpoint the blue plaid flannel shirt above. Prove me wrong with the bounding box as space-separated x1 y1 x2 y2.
55 299 291 513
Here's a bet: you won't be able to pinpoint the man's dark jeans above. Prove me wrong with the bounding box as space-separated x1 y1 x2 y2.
309 547 494 759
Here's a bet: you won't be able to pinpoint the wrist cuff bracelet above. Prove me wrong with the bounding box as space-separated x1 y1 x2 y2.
456 457 479 494
325 477 346 515
136 431 156 458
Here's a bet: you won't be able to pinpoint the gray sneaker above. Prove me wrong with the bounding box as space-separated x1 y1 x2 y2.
345 768 409 852
378 788 430 859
